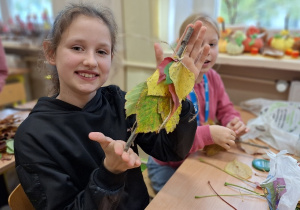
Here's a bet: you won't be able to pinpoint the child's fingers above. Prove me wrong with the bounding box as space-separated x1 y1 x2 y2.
89 132 112 149
154 43 164 66
114 141 125 156
195 44 210 71
175 21 202 55
189 27 206 61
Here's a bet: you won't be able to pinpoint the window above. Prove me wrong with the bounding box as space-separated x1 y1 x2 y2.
0 0 53 24
219 0 300 30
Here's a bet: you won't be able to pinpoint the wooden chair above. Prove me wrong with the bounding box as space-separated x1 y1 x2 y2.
0 81 26 108
8 184 34 210
142 168 156 199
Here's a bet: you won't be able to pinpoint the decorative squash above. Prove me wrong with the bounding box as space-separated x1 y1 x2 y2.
226 30 246 55
270 34 295 52
226 42 244 55
242 35 264 52
219 38 228 53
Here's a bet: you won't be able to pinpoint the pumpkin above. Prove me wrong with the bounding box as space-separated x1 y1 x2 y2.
219 38 228 53
271 35 295 51
246 26 260 37
242 35 264 52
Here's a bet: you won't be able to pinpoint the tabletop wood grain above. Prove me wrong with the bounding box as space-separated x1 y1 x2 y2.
146 106 271 210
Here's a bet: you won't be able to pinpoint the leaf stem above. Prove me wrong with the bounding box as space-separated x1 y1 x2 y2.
208 181 237 210
195 193 263 199
224 182 264 197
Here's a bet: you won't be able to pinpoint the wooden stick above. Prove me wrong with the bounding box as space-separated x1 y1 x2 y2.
176 26 194 57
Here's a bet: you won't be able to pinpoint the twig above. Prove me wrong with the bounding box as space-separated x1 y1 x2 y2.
124 126 138 152
235 139 269 149
176 26 194 57
208 181 237 210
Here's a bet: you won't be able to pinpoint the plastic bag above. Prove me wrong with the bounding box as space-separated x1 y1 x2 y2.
240 100 300 156
260 150 300 210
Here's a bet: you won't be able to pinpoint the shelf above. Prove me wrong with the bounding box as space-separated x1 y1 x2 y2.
3 41 40 56
216 53 300 72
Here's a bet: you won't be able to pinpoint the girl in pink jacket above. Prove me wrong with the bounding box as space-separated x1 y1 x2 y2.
147 13 249 193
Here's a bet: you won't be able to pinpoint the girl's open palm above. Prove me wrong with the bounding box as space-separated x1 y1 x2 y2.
154 20 210 82
89 132 141 174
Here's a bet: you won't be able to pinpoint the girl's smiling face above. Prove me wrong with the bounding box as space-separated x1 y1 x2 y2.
48 14 112 107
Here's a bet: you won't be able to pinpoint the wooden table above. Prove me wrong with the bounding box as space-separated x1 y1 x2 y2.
0 101 36 174
146 107 271 210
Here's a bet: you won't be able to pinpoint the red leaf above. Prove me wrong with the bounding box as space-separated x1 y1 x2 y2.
158 57 174 83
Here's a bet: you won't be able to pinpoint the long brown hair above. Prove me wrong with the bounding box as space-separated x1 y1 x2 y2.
179 13 220 38
43 3 118 96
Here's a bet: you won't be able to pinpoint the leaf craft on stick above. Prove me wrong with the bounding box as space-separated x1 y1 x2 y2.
124 27 195 151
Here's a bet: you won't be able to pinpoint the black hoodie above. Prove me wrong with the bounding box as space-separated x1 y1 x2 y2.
14 85 196 210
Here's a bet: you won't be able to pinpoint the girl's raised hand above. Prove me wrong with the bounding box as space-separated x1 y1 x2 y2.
174 20 210 81
153 21 210 82
89 132 141 174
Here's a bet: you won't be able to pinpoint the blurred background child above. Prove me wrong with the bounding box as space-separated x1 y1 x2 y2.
147 13 249 193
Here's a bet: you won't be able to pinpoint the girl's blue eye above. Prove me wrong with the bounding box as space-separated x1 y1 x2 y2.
210 43 216 47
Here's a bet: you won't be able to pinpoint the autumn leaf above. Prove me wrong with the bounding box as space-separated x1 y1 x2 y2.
164 62 174 85
164 104 182 133
125 81 147 117
169 61 195 101
147 69 170 97
135 88 162 133
225 159 253 179
203 144 226 156
158 57 174 83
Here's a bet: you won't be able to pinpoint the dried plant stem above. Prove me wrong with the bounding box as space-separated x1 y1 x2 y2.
124 126 137 152
195 193 262 199
208 181 237 210
224 182 264 197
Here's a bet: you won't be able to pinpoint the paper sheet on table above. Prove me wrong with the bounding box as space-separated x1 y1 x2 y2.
240 100 300 156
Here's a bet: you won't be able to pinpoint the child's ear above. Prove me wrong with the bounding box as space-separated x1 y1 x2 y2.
43 41 55 65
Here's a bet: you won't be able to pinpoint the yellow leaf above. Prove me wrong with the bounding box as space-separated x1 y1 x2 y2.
225 159 253 179
164 104 182 133
169 62 195 101
157 97 182 133
157 97 170 117
203 144 226 156
147 69 170 97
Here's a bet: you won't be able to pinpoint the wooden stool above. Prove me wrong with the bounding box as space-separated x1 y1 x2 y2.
8 184 34 210
142 168 157 199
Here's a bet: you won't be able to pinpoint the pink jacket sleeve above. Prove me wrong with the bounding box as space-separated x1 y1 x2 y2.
0 39 8 92
190 125 214 153
212 71 241 126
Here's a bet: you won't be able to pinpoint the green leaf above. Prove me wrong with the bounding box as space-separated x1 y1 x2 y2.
6 139 14 154
135 89 162 133
125 81 147 117
164 62 174 85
